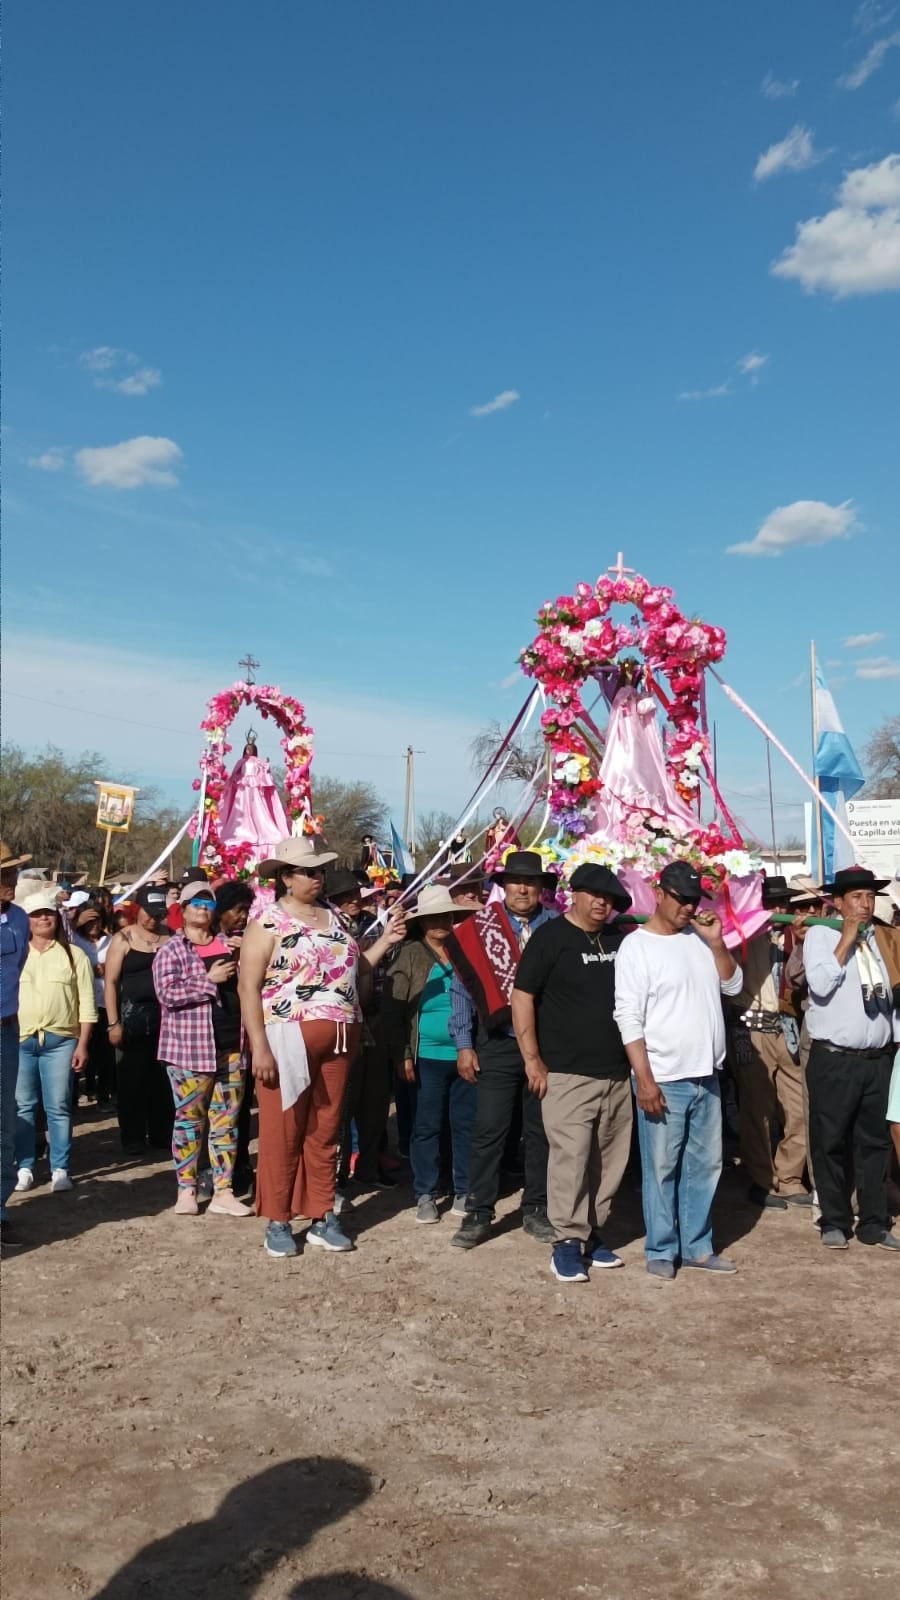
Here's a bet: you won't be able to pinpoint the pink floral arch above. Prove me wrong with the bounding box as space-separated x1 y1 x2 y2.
191 681 320 878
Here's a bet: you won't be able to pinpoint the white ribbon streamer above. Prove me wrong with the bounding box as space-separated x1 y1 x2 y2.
113 814 195 906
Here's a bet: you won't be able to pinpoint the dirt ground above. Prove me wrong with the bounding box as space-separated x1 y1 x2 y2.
2 1109 898 1600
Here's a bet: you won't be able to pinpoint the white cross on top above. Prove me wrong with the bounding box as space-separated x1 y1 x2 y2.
606 552 635 581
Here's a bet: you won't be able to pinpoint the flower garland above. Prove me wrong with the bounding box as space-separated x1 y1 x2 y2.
190 681 321 878
520 573 726 818
517 572 758 895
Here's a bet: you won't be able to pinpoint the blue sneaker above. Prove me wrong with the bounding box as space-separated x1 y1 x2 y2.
264 1221 298 1259
550 1239 589 1283
307 1211 353 1252
584 1235 624 1270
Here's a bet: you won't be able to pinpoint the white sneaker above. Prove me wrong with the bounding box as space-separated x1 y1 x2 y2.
51 1170 73 1192
14 1168 34 1193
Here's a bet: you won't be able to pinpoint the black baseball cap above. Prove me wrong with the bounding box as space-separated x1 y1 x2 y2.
134 883 169 919
659 862 703 902
569 864 632 911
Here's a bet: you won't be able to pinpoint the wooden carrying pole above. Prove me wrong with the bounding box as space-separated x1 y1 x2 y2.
98 829 113 887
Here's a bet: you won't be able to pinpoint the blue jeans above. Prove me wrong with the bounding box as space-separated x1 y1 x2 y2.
16 1032 77 1174
636 1075 722 1262
1 1020 20 1217
410 1055 476 1202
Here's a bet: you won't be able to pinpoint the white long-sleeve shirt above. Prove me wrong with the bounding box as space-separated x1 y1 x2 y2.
803 925 893 1049
613 927 743 1083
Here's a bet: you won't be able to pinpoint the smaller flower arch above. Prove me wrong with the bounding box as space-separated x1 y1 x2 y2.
191 682 321 878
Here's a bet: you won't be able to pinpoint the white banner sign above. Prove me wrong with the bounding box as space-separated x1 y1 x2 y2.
844 798 900 879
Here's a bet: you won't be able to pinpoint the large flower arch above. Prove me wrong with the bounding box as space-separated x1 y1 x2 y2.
190 681 321 877
518 569 762 912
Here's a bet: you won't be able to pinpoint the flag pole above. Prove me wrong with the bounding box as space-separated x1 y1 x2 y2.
810 640 824 884
765 737 779 871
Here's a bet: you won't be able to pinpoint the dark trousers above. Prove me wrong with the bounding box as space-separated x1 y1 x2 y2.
807 1041 892 1242
83 1008 116 1103
116 1036 174 1150
411 1055 477 1201
235 1068 254 1171
466 1034 549 1217
339 1024 393 1183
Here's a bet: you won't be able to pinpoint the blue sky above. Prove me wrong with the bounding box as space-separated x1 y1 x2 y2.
4 0 899 843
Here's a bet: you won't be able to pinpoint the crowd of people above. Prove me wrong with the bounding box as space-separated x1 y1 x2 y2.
2 833 899 1277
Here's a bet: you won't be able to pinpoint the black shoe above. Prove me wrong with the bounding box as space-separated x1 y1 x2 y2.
748 1184 788 1211
450 1213 492 1250
522 1209 556 1243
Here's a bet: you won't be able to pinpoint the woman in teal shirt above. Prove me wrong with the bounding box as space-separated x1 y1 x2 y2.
382 886 476 1224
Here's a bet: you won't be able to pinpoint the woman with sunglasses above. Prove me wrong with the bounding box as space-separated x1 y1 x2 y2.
152 880 252 1217
238 837 406 1258
14 891 97 1193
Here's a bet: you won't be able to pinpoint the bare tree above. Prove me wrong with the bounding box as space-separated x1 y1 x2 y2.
470 721 545 784
309 775 388 866
861 714 900 799
415 810 457 866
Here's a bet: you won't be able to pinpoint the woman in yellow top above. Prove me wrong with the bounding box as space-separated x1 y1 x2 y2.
14 890 97 1194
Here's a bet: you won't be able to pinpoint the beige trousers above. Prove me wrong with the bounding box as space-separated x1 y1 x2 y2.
737 1028 808 1196
542 1073 633 1243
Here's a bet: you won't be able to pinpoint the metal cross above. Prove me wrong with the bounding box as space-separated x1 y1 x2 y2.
238 653 259 685
606 552 635 581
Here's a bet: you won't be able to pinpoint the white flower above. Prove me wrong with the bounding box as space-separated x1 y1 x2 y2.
583 617 607 639
682 742 704 772
719 850 760 877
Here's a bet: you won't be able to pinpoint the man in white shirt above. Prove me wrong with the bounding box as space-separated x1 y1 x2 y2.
614 861 744 1279
803 866 898 1253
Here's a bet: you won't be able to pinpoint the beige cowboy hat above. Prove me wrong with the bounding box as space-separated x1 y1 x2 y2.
404 884 478 921
257 835 339 878
0 840 32 870
788 873 824 905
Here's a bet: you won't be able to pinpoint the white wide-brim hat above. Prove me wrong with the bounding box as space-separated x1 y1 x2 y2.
405 884 478 921
257 835 339 878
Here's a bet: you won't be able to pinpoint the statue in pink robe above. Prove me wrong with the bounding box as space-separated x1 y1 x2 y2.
217 734 289 855
592 686 699 840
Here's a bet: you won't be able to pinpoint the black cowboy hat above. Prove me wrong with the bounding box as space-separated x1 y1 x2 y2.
570 863 632 912
818 865 890 897
491 850 557 889
326 868 363 901
439 861 484 885
760 875 793 906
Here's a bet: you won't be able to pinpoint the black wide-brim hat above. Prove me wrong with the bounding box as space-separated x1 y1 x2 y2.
761 875 793 906
491 849 557 889
819 865 890 896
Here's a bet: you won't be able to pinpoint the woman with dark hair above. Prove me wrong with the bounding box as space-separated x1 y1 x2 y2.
214 879 256 1196
103 883 172 1156
382 885 477 1224
238 837 406 1259
14 891 97 1193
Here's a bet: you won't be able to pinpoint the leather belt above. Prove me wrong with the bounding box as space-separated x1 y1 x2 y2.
820 1041 891 1060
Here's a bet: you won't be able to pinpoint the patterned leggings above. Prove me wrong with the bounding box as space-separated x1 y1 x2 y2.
167 1053 245 1192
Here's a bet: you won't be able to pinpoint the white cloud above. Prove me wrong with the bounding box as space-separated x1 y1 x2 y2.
27 449 66 472
727 499 859 558
99 367 162 397
839 29 900 89
79 346 162 394
737 351 771 386
855 655 900 678
74 436 183 489
843 631 886 647
761 71 799 99
855 3 896 36
79 346 128 373
772 153 900 295
754 125 823 182
676 382 730 401
470 389 520 417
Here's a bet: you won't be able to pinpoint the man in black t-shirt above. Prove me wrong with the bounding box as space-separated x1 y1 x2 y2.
512 864 633 1284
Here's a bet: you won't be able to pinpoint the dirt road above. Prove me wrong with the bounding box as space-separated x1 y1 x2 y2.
2 1112 898 1600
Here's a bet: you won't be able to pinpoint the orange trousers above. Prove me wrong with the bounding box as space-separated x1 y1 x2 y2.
255 1020 361 1224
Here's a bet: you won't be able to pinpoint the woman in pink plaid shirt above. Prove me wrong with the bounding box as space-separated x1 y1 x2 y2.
153 880 252 1217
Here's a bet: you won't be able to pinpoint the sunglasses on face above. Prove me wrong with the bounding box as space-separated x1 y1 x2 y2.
29 910 56 919
290 866 325 879
667 892 700 908
187 898 216 910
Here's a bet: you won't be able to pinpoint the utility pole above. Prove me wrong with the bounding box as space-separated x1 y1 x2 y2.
402 746 424 855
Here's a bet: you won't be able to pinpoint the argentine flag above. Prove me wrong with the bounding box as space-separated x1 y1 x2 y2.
390 821 416 879
814 662 863 879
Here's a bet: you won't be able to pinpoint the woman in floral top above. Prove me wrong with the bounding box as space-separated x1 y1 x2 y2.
239 836 405 1258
